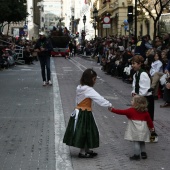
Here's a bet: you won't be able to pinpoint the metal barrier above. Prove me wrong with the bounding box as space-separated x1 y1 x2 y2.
0 39 25 64
14 46 25 65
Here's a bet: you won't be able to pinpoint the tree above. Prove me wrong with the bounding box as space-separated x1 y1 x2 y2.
138 0 170 40
0 0 28 34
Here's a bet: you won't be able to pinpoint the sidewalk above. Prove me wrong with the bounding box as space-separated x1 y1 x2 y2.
0 61 72 170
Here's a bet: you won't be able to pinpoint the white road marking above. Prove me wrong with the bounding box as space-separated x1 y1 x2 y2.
51 59 73 170
103 96 119 100
69 58 85 72
69 58 102 80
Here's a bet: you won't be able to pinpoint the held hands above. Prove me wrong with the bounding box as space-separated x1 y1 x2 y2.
132 93 137 97
108 106 113 112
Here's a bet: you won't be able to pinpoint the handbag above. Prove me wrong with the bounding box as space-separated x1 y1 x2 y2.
150 131 158 143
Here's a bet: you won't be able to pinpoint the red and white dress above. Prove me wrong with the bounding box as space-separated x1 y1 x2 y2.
111 107 154 142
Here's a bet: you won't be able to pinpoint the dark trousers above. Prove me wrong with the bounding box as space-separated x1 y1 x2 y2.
145 95 154 121
39 55 51 82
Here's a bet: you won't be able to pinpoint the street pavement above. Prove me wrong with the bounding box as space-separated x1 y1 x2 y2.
0 56 170 170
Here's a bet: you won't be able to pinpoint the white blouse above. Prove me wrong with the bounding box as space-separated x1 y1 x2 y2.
150 60 163 76
76 85 112 107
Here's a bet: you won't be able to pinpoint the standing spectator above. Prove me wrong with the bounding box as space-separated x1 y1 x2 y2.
73 40 77 56
131 55 154 121
98 41 104 65
68 41 73 58
34 32 53 86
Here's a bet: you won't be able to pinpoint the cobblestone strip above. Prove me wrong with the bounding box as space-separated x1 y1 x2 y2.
51 59 73 170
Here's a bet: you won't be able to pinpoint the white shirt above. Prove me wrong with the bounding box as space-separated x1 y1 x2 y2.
76 85 112 107
150 60 163 76
132 72 152 96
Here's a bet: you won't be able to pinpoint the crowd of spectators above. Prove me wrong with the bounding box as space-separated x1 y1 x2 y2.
82 33 170 108
0 36 38 70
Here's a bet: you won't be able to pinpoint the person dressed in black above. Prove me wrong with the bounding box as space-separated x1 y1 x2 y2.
68 41 73 58
34 32 53 86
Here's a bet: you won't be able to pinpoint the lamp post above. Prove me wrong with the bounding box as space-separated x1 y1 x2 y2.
135 0 137 40
83 15 86 32
93 21 96 38
72 16 74 33
93 7 98 39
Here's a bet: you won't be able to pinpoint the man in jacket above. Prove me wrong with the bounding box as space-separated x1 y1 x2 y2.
34 32 53 86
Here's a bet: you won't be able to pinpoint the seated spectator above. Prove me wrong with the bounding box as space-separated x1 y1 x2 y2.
154 36 162 51
150 52 163 77
122 48 133 81
135 35 153 60
23 46 33 64
102 48 114 72
144 48 155 74
110 47 122 77
160 80 170 108
149 52 163 99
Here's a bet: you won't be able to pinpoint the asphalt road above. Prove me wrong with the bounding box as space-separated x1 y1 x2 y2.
0 55 169 170
54 56 170 170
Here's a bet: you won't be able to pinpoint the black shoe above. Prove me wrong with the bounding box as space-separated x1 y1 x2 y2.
78 153 93 158
141 152 147 159
86 150 98 157
129 154 140 160
160 102 170 108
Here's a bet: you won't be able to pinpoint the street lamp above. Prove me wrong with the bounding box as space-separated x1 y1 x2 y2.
135 0 137 40
72 16 74 33
83 15 86 32
93 22 97 39
93 8 98 39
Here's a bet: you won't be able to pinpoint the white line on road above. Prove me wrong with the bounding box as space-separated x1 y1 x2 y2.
69 58 102 79
51 59 73 170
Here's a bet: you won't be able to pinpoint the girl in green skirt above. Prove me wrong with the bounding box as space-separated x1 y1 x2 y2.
63 68 112 158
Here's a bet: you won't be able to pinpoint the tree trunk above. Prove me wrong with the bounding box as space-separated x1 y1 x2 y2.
153 20 157 41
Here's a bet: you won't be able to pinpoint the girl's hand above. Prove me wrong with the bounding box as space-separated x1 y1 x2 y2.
150 128 155 132
108 107 112 111
132 93 136 97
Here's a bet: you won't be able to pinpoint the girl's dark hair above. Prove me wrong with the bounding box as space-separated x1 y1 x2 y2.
80 68 97 87
155 51 162 61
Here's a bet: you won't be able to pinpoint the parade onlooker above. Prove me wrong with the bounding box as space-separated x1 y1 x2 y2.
34 32 53 86
68 41 73 58
160 50 170 107
63 68 112 158
135 35 153 59
160 81 170 108
131 55 155 121
148 50 169 97
149 52 163 77
108 95 155 160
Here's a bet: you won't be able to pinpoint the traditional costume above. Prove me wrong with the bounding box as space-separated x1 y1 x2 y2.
111 107 154 142
63 85 112 148
132 69 154 120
